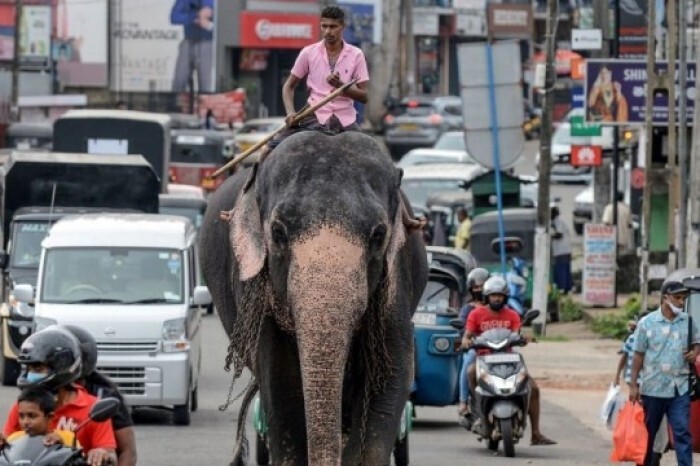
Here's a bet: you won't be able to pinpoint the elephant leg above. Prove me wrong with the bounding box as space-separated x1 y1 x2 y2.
257 318 308 466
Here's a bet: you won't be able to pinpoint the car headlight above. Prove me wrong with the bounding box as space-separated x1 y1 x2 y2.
34 316 57 332
162 318 190 353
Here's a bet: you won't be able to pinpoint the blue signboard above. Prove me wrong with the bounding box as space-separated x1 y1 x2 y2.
571 86 585 109
338 3 374 46
585 59 696 125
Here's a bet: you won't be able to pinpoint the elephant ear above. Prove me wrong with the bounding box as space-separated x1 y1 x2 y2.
230 171 266 281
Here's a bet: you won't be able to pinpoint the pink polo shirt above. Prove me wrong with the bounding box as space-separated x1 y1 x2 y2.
290 40 370 127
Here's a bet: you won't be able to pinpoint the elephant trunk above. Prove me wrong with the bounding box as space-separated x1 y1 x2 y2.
289 227 368 465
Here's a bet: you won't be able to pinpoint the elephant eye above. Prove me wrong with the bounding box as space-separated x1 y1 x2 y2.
369 224 387 254
270 221 288 249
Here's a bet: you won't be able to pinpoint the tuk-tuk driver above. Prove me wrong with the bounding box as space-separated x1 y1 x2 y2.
258 5 369 163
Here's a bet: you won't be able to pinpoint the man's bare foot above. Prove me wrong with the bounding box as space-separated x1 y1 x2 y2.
530 434 557 445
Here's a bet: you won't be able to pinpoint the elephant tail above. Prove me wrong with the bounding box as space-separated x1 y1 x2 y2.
230 379 259 466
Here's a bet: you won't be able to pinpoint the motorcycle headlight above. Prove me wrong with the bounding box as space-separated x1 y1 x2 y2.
162 318 190 353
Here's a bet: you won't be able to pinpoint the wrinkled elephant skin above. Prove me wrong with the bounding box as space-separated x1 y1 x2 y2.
199 131 428 465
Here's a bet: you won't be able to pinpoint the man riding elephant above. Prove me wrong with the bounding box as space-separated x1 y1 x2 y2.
200 130 428 465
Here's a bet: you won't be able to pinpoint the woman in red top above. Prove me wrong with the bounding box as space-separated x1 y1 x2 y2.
2 327 117 465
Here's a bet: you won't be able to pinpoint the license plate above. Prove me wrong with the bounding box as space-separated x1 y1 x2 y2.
399 124 418 131
483 353 521 364
412 313 436 325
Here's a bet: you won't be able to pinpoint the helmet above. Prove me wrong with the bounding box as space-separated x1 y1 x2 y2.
17 326 82 391
660 279 688 296
466 268 490 290
60 325 97 379
483 276 509 298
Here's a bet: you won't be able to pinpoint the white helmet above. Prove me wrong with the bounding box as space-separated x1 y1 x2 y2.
483 276 509 298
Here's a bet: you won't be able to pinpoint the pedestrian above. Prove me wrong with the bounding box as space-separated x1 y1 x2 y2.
603 191 632 254
258 5 369 162
204 109 216 130
170 0 214 93
629 279 700 466
454 207 471 250
551 206 572 294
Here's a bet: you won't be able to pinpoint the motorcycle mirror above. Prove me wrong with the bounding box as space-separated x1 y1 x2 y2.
521 309 540 327
449 318 464 330
89 397 121 423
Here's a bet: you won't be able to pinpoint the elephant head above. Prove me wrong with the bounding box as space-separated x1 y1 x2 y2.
209 131 426 465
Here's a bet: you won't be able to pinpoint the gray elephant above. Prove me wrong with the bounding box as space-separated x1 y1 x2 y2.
199 131 428 465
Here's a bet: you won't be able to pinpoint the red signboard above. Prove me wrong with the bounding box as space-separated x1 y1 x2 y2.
240 12 320 49
571 145 602 167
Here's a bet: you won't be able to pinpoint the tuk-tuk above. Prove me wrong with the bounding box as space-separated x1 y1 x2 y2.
4 122 53 150
425 190 473 246
169 129 238 193
470 208 560 320
411 247 476 407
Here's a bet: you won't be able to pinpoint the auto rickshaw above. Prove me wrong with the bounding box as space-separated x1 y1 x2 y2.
411 247 476 408
4 122 53 150
169 129 238 193
424 190 473 247
469 208 560 321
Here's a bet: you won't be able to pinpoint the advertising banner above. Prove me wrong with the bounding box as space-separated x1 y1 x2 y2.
111 0 216 93
338 2 376 45
618 0 648 57
198 90 246 126
54 0 108 86
240 11 319 49
583 224 617 307
0 4 14 61
20 5 51 68
585 59 696 125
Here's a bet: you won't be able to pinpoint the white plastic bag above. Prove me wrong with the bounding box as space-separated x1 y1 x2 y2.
599 383 621 425
607 390 626 430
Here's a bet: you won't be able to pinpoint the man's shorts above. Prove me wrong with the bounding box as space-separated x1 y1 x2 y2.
267 114 362 149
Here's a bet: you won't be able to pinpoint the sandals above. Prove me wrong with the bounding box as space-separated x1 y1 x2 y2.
530 436 557 446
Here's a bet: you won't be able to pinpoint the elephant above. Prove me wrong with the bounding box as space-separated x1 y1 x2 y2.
199 130 428 465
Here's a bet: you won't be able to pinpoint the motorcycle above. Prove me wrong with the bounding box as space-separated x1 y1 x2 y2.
461 310 539 458
0 397 120 466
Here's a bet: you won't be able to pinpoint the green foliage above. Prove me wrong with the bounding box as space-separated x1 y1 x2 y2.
590 294 643 340
559 295 583 322
537 334 571 342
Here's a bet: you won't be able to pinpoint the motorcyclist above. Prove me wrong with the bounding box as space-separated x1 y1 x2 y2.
2 326 117 465
463 276 556 446
61 325 137 466
457 268 490 418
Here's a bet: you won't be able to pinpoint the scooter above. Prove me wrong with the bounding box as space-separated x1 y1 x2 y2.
467 310 539 458
0 397 120 466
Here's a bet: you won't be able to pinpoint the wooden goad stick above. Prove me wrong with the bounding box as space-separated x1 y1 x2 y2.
211 78 359 178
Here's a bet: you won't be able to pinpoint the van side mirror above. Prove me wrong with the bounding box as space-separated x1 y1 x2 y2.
0 251 8 269
192 286 212 307
12 284 33 303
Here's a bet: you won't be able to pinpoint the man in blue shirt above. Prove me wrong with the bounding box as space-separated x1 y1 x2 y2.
170 0 214 93
630 279 700 466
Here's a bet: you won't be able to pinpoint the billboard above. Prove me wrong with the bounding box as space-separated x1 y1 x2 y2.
585 59 696 125
54 0 108 86
20 5 51 68
111 0 216 93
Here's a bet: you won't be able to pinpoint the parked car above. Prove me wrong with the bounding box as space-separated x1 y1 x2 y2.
234 117 286 166
535 108 614 183
573 185 593 235
397 148 473 168
432 131 467 151
401 163 486 211
384 96 463 159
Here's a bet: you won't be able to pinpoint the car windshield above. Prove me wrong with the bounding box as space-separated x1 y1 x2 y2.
11 222 51 268
434 133 466 151
416 280 451 313
238 122 283 134
171 141 222 164
160 206 203 229
41 248 184 304
402 179 464 208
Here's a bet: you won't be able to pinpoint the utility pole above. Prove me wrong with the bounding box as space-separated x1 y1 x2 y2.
688 21 700 269
531 0 557 336
592 0 611 224
10 0 23 122
404 0 415 96
678 0 689 267
666 0 678 272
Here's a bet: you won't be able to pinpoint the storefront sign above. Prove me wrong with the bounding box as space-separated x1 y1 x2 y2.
571 28 602 50
240 12 319 48
618 0 648 58
583 224 617 307
20 5 51 68
455 10 487 37
571 145 602 166
585 59 696 124
487 4 532 39
412 11 439 36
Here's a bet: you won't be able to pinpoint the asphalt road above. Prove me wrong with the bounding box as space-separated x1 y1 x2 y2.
0 314 612 465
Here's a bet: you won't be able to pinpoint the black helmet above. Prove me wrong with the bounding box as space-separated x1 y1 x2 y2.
17 326 82 391
466 268 490 290
660 279 688 297
60 325 98 379
483 276 509 298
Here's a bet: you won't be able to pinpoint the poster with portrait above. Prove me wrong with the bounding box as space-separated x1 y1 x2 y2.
585 59 696 125
54 0 108 86
111 0 217 93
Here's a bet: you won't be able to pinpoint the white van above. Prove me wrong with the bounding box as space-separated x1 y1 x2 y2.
13 213 211 425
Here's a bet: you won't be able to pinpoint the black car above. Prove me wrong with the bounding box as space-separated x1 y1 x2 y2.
383 95 463 159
